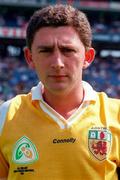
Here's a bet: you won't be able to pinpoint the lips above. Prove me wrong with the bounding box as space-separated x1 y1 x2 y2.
48 75 68 80
49 75 67 77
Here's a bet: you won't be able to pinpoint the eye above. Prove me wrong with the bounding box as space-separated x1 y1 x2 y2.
60 47 77 57
61 47 76 53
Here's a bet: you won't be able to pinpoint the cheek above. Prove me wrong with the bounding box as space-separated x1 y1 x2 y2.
33 60 48 79
70 60 84 78
68 58 84 70
32 56 46 70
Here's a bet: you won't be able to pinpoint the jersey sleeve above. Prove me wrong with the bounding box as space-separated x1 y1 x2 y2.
0 100 12 178
0 100 12 135
0 150 8 178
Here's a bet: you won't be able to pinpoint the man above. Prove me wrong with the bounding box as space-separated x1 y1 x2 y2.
0 4 120 180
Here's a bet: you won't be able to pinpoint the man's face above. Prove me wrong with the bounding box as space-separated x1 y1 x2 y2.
25 26 93 95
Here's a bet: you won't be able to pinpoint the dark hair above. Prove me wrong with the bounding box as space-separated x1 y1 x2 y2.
26 4 92 50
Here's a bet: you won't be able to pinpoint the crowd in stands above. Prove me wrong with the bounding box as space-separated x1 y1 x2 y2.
83 55 120 99
0 54 119 101
0 56 38 100
0 11 120 34
92 20 120 34
0 13 28 28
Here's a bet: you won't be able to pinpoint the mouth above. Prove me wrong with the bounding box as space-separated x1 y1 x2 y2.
48 74 67 77
48 75 68 80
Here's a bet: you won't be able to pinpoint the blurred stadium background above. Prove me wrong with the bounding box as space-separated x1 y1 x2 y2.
0 0 120 101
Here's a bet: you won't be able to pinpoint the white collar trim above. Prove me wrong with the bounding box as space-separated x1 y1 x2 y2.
31 81 97 129
31 81 97 102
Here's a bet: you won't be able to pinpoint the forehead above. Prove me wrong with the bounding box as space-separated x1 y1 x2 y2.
32 26 83 46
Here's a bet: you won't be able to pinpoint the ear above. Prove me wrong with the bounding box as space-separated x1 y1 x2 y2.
83 48 95 69
24 47 35 69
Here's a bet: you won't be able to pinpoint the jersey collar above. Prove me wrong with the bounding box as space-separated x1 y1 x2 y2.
31 81 97 102
31 81 97 129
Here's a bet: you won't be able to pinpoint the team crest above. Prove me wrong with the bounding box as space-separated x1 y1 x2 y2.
88 127 112 161
12 136 39 164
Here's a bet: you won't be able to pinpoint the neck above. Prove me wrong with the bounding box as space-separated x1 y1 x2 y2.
42 86 84 119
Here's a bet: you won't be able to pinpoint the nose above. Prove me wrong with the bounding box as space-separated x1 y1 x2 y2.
51 49 64 69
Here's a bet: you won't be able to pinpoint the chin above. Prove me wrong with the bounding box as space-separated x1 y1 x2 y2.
48 86 68 94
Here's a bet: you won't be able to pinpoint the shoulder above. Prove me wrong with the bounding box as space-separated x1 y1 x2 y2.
0 99 12 135
96 92 120 117
0 94 30 112
0 94 30 135
97 92 120 106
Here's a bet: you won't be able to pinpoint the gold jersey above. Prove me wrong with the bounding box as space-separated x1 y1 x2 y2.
0 82 120 180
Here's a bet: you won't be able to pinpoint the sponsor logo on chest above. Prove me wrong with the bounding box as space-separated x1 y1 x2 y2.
53 137 76 144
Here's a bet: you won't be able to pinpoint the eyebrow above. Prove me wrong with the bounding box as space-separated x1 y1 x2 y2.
37 45 54 50
36 43 76 51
